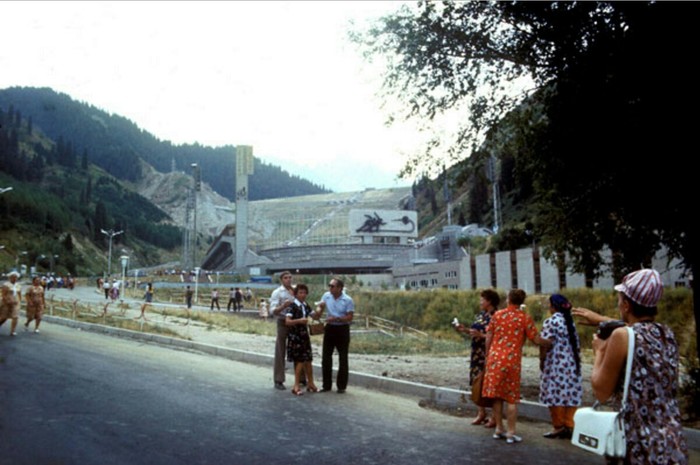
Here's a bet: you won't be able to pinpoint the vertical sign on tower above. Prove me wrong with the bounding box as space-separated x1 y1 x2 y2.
235 145 254 272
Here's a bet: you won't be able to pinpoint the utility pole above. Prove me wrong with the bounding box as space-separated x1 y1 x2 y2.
191 163 201 269
235 146 254 273
443 166 452 226
101 229 123 277
488 155 501 234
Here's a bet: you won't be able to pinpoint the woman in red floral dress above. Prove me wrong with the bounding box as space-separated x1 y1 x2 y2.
482 289 551 444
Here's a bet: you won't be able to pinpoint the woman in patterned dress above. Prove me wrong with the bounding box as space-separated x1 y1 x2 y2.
455 289 500 426
24 275 46 333
285 284 319 396
575 269 688 464
482 289 551 444
538 294 582 439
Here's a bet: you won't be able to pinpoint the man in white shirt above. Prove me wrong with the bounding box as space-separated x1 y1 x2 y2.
269 271 295 390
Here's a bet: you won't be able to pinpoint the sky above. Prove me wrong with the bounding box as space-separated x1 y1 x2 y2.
0 1 427 193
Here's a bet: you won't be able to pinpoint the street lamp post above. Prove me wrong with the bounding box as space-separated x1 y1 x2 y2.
191 163 201 269
101 229 123 278
120 255 129 300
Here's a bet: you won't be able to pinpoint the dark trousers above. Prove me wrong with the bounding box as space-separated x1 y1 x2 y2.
274 319 290 384
322 324 350 391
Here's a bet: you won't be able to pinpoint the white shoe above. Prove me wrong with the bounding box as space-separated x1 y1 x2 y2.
34 329 40 334
10 332 17 337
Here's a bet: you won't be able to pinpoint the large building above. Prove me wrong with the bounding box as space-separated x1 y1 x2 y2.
200 187 690 292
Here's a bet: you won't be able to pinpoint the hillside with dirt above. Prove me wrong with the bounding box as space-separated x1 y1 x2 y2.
133 164 414 251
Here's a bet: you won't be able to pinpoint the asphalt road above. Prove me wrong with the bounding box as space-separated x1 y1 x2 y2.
0 322 611 465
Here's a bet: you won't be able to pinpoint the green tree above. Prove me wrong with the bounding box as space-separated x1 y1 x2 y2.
356 1 699 358
93 201 108 241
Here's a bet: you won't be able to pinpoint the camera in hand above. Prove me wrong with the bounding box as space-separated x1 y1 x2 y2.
596 319 626 340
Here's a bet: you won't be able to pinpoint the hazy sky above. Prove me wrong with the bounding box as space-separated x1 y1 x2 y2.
0 1 428 193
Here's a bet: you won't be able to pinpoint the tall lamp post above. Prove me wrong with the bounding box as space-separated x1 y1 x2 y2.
120 255 129 300
191 163 201 268
101 229 123 278
50 254 59 274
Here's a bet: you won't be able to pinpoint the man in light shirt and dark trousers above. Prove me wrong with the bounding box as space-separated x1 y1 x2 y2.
270 271 295 390
318 277 354 393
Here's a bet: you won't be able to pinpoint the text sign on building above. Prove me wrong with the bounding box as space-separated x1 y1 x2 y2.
349 210 418 238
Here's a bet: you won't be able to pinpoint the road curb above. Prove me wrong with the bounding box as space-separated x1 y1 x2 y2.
41 314 700 450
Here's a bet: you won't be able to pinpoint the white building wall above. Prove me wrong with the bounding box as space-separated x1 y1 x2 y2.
540 253 561 294
475 255 491 288
495 251 511 290
516 248 536 294
390 245 690 293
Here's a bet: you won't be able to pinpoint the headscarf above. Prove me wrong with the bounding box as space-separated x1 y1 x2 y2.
550 293 572 313
549 293 581 375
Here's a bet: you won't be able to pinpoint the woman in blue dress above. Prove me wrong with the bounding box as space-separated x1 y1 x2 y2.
539 293 582 439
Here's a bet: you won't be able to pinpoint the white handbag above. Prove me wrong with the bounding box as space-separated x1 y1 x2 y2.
571 326 634 457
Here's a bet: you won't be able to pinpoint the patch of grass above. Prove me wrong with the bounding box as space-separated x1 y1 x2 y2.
49 305 184 338
351 331 467 356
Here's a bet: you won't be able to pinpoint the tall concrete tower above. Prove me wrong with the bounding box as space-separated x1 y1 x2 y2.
235 145 254 272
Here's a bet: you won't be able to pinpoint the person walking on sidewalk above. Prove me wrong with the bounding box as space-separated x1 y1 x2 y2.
234 287 243 311
227 288 236 312
24 275 46 333
0 271 23 336
185 285 194 311
210 288 221 311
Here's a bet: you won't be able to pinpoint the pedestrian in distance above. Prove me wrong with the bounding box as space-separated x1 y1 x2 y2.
318 277 354 393
24 275 46 333
185 285 194 311
0 271 23 336
103 278 111 299
139 282 154 320
227 287 236 312
234 287 243 311
258 298 269 321
210 288 221 311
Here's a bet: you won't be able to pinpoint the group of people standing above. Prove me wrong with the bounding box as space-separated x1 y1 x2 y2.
0 272 46 336
269 271 354 396
457 269 688 464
